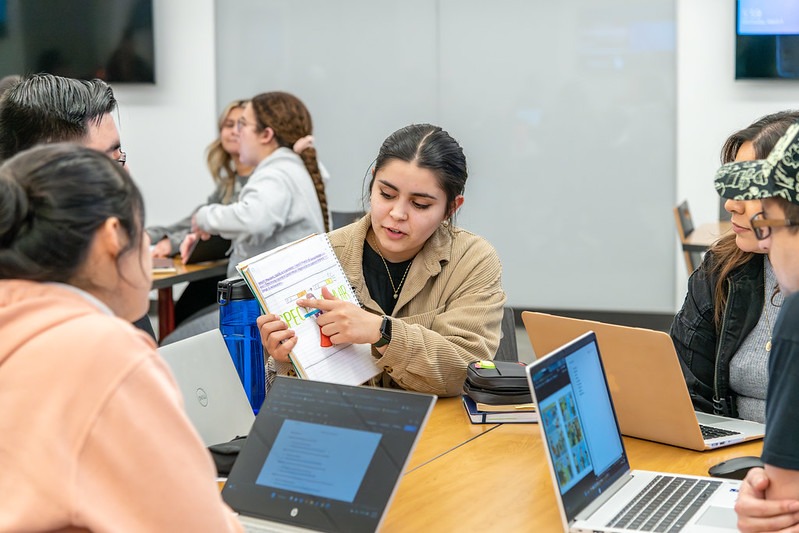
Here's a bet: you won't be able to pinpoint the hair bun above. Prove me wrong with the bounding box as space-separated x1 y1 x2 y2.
0 172 31 248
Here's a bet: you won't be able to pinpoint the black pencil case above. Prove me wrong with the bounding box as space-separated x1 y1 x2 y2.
463 361 532 405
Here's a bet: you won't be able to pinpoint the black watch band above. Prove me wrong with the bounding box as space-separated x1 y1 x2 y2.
373 315 392 347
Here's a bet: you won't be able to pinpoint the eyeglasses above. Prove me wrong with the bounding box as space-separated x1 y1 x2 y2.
236 117 259 132
750 211 799 240
117 149 127 166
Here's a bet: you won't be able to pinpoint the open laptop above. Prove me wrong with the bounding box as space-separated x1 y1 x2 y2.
185 234 231 264
157 329 255 446
522 312 765 451
222 376 436 533
527 331 741 532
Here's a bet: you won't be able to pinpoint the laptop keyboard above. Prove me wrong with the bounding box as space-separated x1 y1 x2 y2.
606 475 722 532
699 424 741 440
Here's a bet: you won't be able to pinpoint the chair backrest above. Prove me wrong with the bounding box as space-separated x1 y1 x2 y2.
673 200 701 273
494 307 519 362
331 210 365 230
673 200 695 240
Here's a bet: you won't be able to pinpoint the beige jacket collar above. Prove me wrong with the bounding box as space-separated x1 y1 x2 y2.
335 215 453 315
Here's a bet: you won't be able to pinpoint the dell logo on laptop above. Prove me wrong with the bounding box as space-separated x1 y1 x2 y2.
196 387 208 407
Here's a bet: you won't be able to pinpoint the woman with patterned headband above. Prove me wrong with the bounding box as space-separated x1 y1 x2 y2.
670 110 799 423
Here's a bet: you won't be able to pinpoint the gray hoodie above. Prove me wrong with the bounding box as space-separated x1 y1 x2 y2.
194 147 325 276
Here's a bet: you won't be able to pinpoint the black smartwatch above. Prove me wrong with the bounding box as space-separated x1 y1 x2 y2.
373 315 392 348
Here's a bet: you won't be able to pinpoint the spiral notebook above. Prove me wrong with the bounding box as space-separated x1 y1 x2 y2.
237 234 380 386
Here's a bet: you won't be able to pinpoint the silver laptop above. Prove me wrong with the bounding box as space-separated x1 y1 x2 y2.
157 329 255 446
527 331 741 532
222 376 436 532
522 311 765 450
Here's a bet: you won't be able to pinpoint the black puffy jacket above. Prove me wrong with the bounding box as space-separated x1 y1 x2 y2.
670 251 764 418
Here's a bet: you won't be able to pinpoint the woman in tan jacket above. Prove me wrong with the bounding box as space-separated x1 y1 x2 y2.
258 124 506 396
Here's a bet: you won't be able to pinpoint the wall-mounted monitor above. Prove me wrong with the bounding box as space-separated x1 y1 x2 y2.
0 0 154 83
737 0 799 79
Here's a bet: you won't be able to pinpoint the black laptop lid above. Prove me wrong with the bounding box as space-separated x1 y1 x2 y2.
185 234 231 264
222 377 435 532
528 331 630 523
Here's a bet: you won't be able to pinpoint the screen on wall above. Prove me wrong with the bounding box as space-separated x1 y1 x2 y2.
0 0 154 83
737 0 799 79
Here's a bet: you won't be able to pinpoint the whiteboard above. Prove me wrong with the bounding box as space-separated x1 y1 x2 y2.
216 0 676 312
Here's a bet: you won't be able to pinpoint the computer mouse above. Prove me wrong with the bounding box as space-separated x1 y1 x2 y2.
708 456 764 480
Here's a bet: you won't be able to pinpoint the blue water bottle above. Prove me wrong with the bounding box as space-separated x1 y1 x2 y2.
218 277 265 414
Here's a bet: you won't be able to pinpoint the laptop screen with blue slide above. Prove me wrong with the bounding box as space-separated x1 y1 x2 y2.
530 331 630 523
223 377 435 532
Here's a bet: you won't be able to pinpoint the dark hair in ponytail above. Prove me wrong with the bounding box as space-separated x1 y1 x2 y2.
250 92 329 231
0 143 144 283
368 123 467 221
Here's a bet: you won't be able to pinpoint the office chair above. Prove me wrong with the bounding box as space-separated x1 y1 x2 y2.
493 307 519 362
673 200 704 273
330 210 365 230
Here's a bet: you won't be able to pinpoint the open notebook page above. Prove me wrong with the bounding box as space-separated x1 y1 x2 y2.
237 234 380 385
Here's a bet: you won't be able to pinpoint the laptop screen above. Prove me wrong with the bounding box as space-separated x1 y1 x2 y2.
223 377 435 532
528 331 630 522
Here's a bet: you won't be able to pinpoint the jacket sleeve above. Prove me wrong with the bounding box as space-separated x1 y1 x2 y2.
146 183 233 255
73 346 242 532
194 171 292 240
376 244 506 397
670 259 718 414
146 214 193 256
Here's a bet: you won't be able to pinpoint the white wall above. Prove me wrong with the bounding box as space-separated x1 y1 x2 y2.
113 0 217 229
676 0 799 307
95 0 757 315
216 0 677 314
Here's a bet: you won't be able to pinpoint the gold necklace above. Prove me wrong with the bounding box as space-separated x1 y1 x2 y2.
372 238 412 300
764 297 772 352
764 267 776 352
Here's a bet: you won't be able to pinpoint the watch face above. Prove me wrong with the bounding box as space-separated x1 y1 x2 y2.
381 316 392 338
374 316 391 347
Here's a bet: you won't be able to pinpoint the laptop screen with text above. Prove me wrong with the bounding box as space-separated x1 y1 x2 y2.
531 332 630 522
223 377 434 532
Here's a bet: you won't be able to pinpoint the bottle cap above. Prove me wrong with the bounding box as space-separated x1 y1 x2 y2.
217 276 255 304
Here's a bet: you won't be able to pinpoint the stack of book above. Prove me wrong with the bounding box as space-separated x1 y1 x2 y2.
461 395 538 424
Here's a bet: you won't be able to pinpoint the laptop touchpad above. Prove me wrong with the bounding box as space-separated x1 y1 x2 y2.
695 506 737 529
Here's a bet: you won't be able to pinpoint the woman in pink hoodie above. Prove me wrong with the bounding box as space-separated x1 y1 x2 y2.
0 144 241 532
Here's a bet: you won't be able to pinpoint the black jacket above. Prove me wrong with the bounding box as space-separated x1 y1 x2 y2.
670 251 764 418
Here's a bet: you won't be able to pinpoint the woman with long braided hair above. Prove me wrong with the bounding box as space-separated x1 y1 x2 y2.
192 91 328 277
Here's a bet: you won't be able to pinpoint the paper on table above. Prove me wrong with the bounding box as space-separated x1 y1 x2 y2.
152 257 177 273
237 234 380 385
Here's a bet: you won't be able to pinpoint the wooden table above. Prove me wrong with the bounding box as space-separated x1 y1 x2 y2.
405 397 499 472
683 221 732 252
383 416 762 532
151 258 228 339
